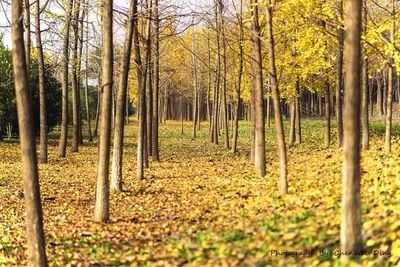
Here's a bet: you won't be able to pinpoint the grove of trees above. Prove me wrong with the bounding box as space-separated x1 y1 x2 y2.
1 0 399 265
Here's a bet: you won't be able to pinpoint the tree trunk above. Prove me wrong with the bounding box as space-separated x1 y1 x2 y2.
192 24 198 139
84 6 93 142
152 0 160 161
340 0 362 260
361 5 369 150
289 97 295 146
12 1 48 264
220 0 229 149
110 0 137 193
385 0 395 154
24 0 31 81
324 83 331 148
71 0 81 152
94 0 113 223
135 0 150 179
266 0 287 194
58 0 73 158
251 0 266 177
336 0 344 147
35 0 47 164
376 74 383 115
211 2 220 145
232 1 243 153
295 82 302 144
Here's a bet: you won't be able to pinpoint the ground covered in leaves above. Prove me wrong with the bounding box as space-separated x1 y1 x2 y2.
0 119 399 266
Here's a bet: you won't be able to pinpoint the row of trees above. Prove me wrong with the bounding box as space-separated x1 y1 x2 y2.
7 0 399 265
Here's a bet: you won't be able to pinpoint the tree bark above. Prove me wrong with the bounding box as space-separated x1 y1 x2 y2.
251 0 266 177
266 0 287 194
219 0 229 149
385 0 395 154
58 0 73 158
12 1 48 264
94 0 113 223
232 0 243 153
35 0 47 164
295 82 301 144
192 24 198 139
84 4 92 142
361 4 369 150
211 1 220 145
289 97 295 146
324 83 331 148
152 0 160 161
71 0 81 152
135 0 149 179
376 74 383 115
340 0 362 260
24 0 31 79
110 0 137 193
336 0 344 147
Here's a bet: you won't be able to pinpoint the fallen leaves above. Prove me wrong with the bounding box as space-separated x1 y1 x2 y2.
0 120 399 266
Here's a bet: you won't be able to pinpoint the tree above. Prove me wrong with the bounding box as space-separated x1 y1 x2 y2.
71 0 81 152
35 0 48 164
250 0 265 177
232 0 243 153
340 0 362 260
384 0 396 154
336 0 344 147
266 0 288 194
111 0 137 193
95 0 113 223
361 1 369 150
11 0 48 265
152 0 160 162
58 0 73 158
135 0 147 180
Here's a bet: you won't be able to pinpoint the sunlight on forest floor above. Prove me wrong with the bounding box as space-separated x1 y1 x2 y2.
0 120 399 266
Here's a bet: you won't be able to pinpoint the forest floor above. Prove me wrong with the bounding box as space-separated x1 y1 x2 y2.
0 119 399 266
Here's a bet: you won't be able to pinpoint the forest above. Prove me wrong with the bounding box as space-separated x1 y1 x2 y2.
0 0 399 266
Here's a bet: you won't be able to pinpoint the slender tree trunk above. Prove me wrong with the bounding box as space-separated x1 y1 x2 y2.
192 24 198 139
207 29 212 138
58 0 73 158
110 0 136 193
324 83 331 148
94 0 113 223
71 0 81 152
84 6 93 142
232 1 243 153
212 1 220 145
266 94 271 128
336 0 344 147
35 0 47 164
385 0 395 154
24 0 31 79
251 0 266 177
77 2 86 145
152 0 160 161
289 97 295 146
295 82 301 144
12 1 48 264
361 4 369 150
136 0 149 179
376 74 383 115
219 0 229 149
266 0 287 193
340 0 362 261
146 43 153 157
94 79 100 137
